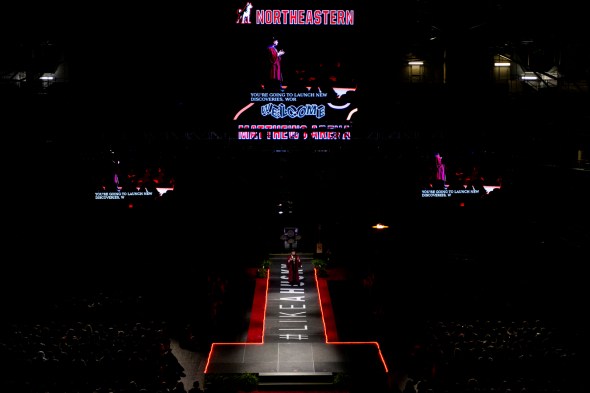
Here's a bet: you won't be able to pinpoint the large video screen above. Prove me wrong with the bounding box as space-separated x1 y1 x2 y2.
228 1 360 141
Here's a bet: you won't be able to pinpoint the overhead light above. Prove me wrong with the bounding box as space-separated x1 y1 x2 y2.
408 61 423 65
372 223 389 229
494 62 510 67
40 75 54 80
521 72 538 80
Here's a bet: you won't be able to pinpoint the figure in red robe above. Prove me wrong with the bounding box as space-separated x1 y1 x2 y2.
435 152 446 188
267 37 285 91
286 250 302 285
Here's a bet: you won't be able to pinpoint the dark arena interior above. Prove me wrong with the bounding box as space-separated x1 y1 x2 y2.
3 1 590 393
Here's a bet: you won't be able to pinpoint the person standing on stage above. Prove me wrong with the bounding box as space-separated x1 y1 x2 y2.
286 250 302 285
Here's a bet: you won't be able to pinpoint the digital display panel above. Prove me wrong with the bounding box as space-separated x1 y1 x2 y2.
228 1 360 140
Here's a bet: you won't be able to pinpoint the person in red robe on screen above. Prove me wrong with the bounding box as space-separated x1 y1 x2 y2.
267 37 285 91
435 152 446 188
286 250 302 286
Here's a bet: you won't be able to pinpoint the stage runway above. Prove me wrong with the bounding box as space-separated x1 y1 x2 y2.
204 254 389 387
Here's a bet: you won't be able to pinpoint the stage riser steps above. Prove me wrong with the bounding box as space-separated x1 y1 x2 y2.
257 372 335 388
256 385 336 391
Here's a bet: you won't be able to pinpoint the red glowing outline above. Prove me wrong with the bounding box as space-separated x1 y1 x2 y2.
204 266 389 374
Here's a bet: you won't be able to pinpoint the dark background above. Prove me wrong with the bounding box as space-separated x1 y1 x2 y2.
4 0 589 303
